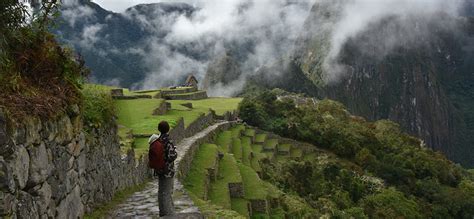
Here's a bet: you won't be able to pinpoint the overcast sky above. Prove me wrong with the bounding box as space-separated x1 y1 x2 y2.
92 0 196 12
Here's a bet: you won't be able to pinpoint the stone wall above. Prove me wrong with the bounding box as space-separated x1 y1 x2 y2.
185 113 214 138
228 182 244 198
253 128 316 154
169 118 185 144
0 106 151 218
175 122 235 181
165 91 208 100
160 87 197 96
152 101 171 116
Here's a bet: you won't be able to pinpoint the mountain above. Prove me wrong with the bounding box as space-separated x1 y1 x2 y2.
292 0 474 167
54 0 195 87
54 0 474 167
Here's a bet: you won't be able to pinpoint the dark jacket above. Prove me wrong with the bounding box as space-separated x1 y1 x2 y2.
149 133 178 178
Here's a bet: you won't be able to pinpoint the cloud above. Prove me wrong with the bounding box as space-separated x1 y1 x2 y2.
319 0 463 82
79 24 103 50
62 0 96 27
132 0 315 95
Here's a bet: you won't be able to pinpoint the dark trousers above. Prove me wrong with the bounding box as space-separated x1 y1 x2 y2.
158 175 175 216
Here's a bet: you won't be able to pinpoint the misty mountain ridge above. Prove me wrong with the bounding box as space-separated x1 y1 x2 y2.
54 0 474 167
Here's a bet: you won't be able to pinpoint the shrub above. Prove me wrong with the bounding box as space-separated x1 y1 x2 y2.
82 85 116 129
0 0 89 119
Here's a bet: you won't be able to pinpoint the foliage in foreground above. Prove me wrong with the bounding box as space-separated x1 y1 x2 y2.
240 89 474 218
0 0 88 119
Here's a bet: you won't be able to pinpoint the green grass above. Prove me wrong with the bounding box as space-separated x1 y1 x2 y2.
231 198 250 217
241 137 252 165
209 153 242 209
264 152 275 161
231 125 245 139
115 98 208 133
238 164 268 200
187 192 246 219
216 131 233 153
255 134 267 143
168 98 242 116
84 180 150 219
252 144 263 153
278 144 291 153
304 153 317 161
264 139 278 151
244 129 256 137
232 138 243 161
290 148 303 158
250 145 267 172
132 138 149 158
184 144 219 199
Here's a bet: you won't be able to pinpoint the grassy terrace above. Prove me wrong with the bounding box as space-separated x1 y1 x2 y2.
185 126 318 218
184 144 219 200
255 134 267 143
209 153 242 209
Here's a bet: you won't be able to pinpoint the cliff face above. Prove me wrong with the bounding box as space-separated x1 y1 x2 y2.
294 1 474 167
0 106 149 218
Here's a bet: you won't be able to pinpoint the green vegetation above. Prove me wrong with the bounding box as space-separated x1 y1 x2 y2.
209 153 242 209
231 138 243 160
82 84 116 129
0 0 88 119
184 144 219 200
263 139 278 151
169 98 242 115
185 127 317 218
239 164 267 200
132 138 149 158
216 131 232 152
84 180 150 219
239 89 474 218
241 137 252 165
255 134 267 143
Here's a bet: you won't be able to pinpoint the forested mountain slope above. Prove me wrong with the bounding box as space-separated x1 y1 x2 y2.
293 0 474 167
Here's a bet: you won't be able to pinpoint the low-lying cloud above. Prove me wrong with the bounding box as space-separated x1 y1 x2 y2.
320 0 464 82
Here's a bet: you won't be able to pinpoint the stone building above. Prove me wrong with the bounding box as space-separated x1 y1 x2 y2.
184 74 199 89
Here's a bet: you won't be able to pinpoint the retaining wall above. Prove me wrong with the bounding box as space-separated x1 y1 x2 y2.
0 106 151 218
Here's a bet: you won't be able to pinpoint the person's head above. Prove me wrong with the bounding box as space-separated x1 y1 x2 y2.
158 121 170 134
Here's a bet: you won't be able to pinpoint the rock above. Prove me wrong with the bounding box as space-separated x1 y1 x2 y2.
0 157 15 193
0 109 8 146
25 117 42 145
12 123 26 145
55 116 74 144
0 191 15 216
41 121 57 142
65 170 79 193
181 103 193 109
27 143 50 187
66 141 83 157
30 182 52 216
110 89 124 97
56 186 84 219
76 153 86 176
66 104 80 117
16 191 39 219
47 176 66 206
10 145 30 190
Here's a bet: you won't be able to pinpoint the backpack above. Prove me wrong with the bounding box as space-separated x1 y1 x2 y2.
149 139 166 171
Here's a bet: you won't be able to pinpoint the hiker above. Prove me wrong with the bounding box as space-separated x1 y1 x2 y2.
148 121 178 217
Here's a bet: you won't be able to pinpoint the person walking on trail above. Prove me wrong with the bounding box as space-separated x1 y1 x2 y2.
148 121 178 217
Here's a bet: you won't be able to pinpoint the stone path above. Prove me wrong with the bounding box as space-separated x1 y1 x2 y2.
112 121 230 219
